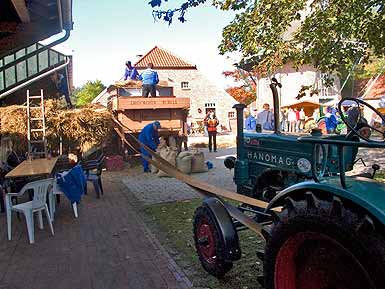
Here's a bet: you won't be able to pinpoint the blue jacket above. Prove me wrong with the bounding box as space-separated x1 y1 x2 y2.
57 73 69 97
325 113 338 131
139 69 159 85
138 123 160 150
56 165 86 204
245 115 256 130
124 67 139 80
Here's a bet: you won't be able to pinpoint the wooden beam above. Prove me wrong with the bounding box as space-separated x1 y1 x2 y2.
11 0 30 23
0 20 60 58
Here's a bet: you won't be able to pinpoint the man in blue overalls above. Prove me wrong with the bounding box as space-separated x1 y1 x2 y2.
138 121 161 172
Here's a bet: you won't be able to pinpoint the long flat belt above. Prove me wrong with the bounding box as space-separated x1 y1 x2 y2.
112 117 276 236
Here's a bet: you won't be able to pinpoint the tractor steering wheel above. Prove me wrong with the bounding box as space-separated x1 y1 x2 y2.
338 98 385 142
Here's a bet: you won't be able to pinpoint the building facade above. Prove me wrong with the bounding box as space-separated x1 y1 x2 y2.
254 64 341 113
134 46 237 130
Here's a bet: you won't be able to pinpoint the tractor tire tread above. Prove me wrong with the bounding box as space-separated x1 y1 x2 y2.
263 193 385 289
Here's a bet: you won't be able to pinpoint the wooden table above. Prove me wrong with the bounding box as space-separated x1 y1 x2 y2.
5 157 58 179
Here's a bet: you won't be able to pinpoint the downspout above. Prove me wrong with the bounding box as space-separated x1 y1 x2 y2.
57 0 64 30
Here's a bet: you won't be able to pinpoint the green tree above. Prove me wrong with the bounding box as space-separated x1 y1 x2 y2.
151 0 385 76
72 80 105 107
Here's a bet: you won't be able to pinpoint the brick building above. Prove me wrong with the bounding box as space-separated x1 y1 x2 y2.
136 46 237 130
94 46 237 130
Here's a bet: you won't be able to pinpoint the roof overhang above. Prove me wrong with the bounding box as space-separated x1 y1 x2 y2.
281 100 321 108
0 0 73 58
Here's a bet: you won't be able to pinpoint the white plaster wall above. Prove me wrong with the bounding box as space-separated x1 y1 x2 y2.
256 64 340 111
364 99 381 123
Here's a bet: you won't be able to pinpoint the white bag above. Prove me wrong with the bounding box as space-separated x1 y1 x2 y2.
157 146 177 177
191 150 208 173
176 151 193 174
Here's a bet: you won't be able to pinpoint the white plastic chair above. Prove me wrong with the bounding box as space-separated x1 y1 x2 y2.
5 178 54 244
49 175 78 221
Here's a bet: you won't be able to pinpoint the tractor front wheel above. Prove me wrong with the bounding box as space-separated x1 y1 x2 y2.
263 192 385 289
193 205 233 277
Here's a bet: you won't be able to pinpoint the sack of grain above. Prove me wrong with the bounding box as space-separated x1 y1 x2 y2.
157 146 177 177
191 150 208 173
158 137 167 149
176 151 193 174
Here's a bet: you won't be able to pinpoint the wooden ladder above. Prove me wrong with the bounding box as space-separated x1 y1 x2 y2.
27 89 47 158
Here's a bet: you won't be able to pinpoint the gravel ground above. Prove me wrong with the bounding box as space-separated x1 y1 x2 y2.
122 147 237 205
351 148 385 175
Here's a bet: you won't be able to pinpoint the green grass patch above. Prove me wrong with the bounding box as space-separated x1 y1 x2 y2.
375 172 385 182
143 199 264 289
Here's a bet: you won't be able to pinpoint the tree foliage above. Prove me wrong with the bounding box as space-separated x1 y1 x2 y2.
72 80 105 107
150 0 385 75
355 57 385 80
223 69 257 105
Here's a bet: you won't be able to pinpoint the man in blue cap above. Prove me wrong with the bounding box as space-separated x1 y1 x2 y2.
124 61 139 81
138 121 161 172
245 109 257 131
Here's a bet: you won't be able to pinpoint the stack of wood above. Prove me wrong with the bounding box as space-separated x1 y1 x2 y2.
0 99 112 154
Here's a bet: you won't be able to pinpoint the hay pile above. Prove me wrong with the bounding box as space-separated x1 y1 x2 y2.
114 79 169 88
0 99 112 154
114 80 142 88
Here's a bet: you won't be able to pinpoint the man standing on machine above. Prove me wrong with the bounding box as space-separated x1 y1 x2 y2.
123 61 139 81
138 63 159 97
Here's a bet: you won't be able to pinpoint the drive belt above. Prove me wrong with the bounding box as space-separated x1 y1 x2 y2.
112 117 277 235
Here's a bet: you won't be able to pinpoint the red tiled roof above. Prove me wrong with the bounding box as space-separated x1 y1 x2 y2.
356 75 385 99
135 46 197 69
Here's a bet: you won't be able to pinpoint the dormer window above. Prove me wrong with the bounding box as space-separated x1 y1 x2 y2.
181 81 189 89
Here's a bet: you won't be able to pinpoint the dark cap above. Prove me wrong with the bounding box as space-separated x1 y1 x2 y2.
154 121 161 128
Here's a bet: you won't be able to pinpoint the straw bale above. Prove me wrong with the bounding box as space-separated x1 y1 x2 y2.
0 99 112 154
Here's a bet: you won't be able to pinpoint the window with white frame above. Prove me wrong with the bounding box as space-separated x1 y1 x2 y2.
181 81 189 89
204 103 216 114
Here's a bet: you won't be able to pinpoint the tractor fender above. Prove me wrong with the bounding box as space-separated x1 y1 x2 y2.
266 179 385 226
203 197 242 262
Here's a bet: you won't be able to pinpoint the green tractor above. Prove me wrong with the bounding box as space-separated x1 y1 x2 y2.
192 78 385 289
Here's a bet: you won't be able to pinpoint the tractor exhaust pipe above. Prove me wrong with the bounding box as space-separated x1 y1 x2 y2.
233 103 246 159
270 78 282 134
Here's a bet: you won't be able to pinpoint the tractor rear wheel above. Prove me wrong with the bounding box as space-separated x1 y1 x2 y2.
263 192 385 289
193 205 233 277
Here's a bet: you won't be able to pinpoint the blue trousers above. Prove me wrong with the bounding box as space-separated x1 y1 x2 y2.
140 147 152 172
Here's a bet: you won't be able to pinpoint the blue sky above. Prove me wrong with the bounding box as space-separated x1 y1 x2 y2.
54 1 237 88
